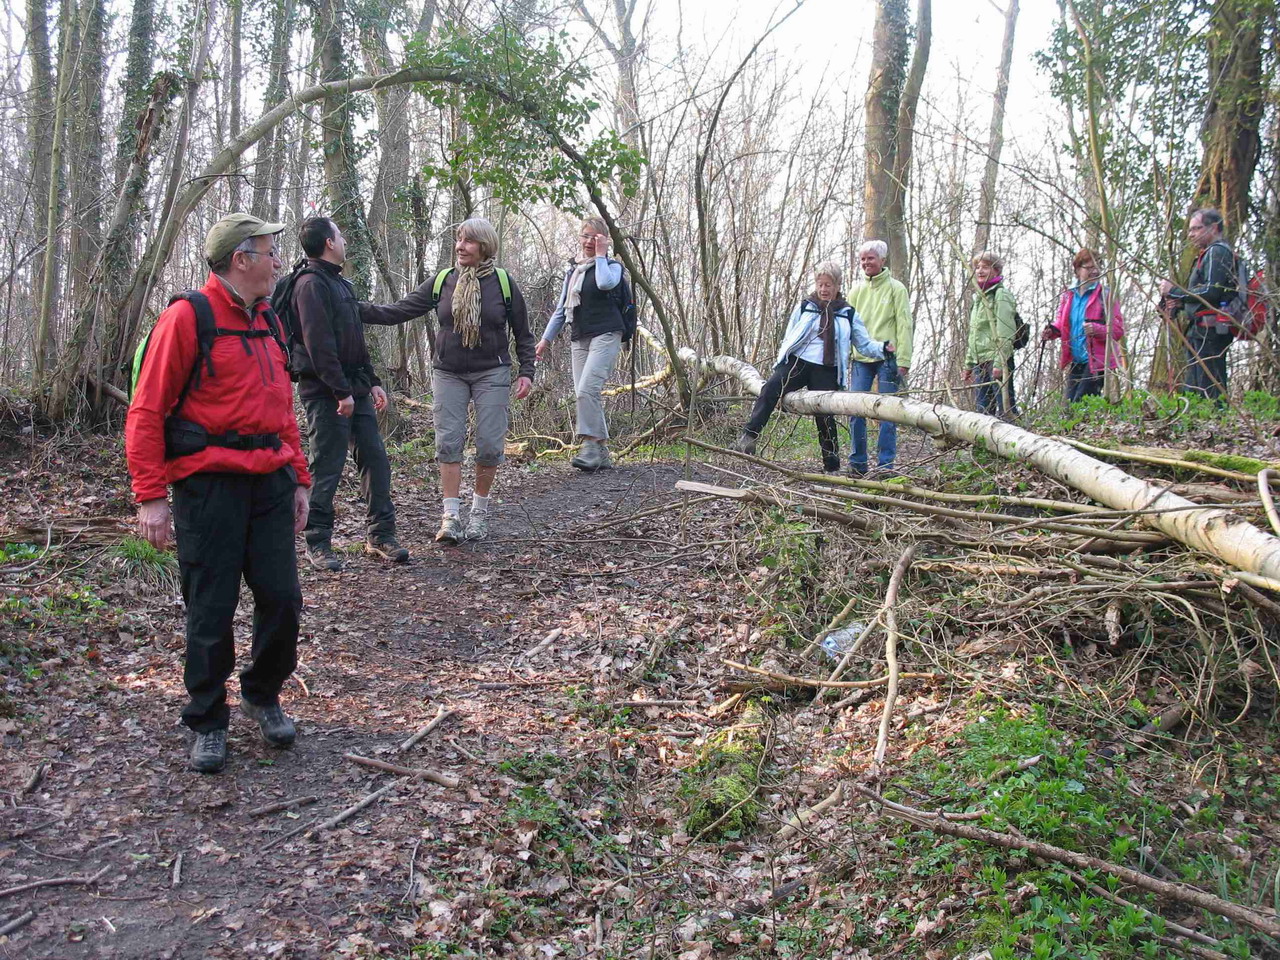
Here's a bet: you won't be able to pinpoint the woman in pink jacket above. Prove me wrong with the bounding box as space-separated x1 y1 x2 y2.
1041 248 1124 402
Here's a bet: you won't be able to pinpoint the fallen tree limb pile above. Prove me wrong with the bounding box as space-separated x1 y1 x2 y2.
640 328 1280 583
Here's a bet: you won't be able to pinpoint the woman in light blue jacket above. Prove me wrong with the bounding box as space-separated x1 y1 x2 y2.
731 261 893 472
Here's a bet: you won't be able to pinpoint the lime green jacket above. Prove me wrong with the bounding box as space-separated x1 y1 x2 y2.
965 283 1017 365
850 269 914 368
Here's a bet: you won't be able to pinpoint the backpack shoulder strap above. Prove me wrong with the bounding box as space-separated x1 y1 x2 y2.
494 268 514 325
168 290 216 415
431 268 454 305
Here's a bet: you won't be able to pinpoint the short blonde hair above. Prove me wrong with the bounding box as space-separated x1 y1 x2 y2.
971 250 1004 273
457 217 499 261
812 261 843 288
581 216 608 236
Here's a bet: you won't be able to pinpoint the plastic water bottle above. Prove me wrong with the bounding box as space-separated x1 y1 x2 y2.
821 622 866 660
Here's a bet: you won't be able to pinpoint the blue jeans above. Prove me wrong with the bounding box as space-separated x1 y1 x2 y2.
848 360 898 469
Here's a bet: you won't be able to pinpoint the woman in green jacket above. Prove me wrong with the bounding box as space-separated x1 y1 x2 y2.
964 251 1018 416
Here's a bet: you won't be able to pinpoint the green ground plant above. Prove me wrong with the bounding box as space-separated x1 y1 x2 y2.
882 705 1261 958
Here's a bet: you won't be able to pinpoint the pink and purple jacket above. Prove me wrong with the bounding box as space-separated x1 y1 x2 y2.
1050 284 1125 375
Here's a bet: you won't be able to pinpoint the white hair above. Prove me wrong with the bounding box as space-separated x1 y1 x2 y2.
812 260 843 288
858 240 888 260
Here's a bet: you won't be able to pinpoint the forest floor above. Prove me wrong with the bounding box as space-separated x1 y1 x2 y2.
3 394 1280 959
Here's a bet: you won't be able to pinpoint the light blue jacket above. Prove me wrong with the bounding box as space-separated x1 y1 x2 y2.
774 299 884 389
541 257 624 342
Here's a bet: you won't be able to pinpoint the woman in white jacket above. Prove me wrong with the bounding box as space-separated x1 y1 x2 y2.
731 261 892 472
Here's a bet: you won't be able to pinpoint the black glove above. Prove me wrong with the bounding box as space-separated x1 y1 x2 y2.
882 342 899 386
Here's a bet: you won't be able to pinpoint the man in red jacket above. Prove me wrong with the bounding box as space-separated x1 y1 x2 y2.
126 213 311 774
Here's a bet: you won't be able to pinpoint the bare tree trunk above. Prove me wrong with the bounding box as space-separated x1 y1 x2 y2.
361 14 414 387
1193 0 1264 239
315 0 372 294
112 0 155 189
50 73 182 417
971 0 1019 257
863 0 909 244
33 0 90 395
111 0 216 382
886 0 931 280
227 0 243 211
25 0 55 370
69 0 105 307
251 0 295 221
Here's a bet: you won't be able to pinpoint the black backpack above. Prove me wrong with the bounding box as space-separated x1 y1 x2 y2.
1013 309 1030 350
270 259 322 377
129 291 290 409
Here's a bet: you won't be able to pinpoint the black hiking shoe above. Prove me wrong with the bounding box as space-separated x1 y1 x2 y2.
240 697 296 748
190 729 228 773
306 543 344 572
366 537 410 563
729 432 757 455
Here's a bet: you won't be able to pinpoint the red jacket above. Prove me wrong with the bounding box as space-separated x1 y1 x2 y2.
1050 283 1124 375
126 274 311 502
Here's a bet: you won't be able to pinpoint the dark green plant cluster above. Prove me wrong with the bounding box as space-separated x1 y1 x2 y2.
406 25 645 212
1027 389 1280 438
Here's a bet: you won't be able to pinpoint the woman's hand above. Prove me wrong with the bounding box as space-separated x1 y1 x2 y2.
1041 325 1060 341
963 368 974 384
884 340 895 353
592 233 609 257
513 376 533 401
993 367 1004 381
535 340 549 361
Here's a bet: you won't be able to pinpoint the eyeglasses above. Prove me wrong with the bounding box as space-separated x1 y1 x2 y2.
241 248 280 261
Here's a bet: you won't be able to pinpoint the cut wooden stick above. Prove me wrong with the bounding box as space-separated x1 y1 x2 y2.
520 628 563 660
776 782 844 842
0 865 110 900
171 853 183 888
305 777 409 840
247 795 319 818
853 784 1280 938
873 545 918 769
398 708 457 753
344 753 460 788
0 910 35 936
724 660 938 689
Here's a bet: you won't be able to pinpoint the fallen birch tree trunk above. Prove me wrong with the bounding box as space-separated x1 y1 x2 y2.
640 328 1280 583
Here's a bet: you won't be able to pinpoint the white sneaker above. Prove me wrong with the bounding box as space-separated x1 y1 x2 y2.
435 515 463 545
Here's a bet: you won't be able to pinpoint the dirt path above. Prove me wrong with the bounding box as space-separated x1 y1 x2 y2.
1 456 735 959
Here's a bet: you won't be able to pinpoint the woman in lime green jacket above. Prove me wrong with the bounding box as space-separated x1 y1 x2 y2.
963 251 1019 416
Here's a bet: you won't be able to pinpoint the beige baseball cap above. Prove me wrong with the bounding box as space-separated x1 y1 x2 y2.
204 213 285 265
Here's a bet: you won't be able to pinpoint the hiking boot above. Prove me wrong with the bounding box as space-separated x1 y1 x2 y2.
306 543 344 572
464 510 490 541
240 697 296 748
729 432 757 455
845 463 868 478
190 728 228 773
593 442 613 470
366 537 410 563
435 515 464 545
571 440 602 471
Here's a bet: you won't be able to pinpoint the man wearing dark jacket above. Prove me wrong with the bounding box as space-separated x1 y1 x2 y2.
287 216 408 570
1161 207 1237 400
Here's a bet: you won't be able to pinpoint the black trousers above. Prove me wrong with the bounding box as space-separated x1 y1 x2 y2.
1183 326 1232 401
173 467 302 733
303 393 395 548
1066 362 1104 402
743 356 840 470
